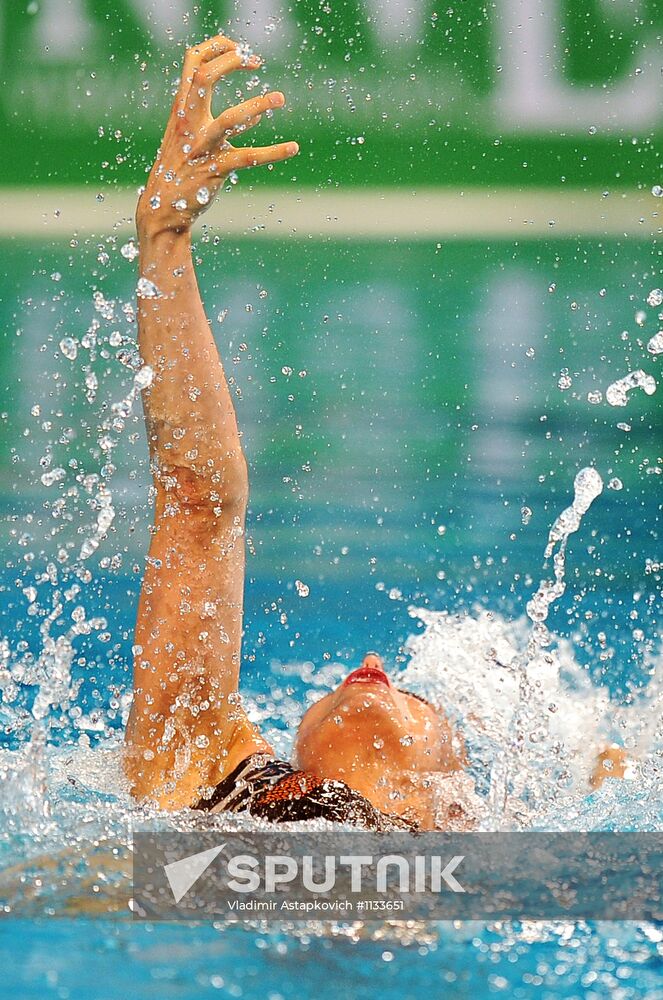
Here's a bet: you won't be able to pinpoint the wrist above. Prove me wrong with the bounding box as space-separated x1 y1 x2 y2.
136 190 193 243
136 213 191 242
136 219 193 254
136 220 192 279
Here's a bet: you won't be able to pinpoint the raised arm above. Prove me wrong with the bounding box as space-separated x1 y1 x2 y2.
124 35 298 808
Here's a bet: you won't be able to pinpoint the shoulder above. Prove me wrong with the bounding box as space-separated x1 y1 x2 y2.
196 754 415 830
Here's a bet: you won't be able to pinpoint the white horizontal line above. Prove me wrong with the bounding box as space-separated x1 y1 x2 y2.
0 187 660 238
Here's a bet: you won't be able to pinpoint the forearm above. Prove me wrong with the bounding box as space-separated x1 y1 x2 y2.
124 33 296 806
137 224 247 498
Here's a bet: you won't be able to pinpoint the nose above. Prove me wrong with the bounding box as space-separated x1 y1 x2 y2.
361 651 384 672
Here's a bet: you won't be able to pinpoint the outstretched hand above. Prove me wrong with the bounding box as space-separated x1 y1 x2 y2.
137 34 298 235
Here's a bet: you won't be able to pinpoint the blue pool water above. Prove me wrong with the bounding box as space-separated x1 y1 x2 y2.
0 236 661 997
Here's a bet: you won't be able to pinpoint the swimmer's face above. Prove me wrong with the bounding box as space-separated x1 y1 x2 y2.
294 653 463 812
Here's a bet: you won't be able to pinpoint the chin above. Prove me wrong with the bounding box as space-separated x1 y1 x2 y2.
336 683 397 713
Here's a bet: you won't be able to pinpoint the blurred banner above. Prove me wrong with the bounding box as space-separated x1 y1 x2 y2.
2 0 662 188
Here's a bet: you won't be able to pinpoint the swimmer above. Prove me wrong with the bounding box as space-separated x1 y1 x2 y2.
124 37 628 830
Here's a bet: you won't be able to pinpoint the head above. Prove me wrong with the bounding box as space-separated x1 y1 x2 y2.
294 652 464 817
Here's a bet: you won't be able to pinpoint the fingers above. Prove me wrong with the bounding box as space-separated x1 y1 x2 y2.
195 49 262 112
190 34 237 62
178 35 260 109
222 141 299 172
228 115 262 138
207 91 285 144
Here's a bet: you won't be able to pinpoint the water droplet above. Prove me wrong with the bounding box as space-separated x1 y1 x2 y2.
608 477 623 491
59 337 78 360
137 277 160 299
652 184 663 198
647 331 663 355
587 390 603 405
173 198 187 211
121 241 139 261
527 468 603 628
521 506 532 525
606 370 656 406
236 42 255 66
196 186 210 205
635 310 647 327
295 579 310 598
85 371 98 400
149 194 161 210
41 467 66 487
646 288 663 308
134 366 154 390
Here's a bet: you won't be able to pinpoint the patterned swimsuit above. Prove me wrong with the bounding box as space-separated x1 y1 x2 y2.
193 753 414 831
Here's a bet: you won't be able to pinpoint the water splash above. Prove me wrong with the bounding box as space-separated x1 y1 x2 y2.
400 603 661 827
605 369 656 406
0 264 154 766
647 331 663 355
78 365 152 560
490 467 604 809
526 467 603 638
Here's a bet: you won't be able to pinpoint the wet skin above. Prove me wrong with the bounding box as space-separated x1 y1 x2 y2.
295 653 466 821
124 36 630 825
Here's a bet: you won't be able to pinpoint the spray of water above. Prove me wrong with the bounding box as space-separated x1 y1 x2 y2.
526 467 603 645
605 369 656 407
0 273 155 818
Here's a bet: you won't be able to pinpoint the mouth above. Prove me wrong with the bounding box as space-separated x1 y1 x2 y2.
343 665 391 688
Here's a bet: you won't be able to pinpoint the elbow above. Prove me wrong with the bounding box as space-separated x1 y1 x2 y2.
221 452 250 510
159 455 249 513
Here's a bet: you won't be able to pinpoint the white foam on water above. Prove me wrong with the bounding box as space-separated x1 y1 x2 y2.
400 604 662 826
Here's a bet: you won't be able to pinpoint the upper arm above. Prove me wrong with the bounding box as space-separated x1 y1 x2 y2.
124 468 270 808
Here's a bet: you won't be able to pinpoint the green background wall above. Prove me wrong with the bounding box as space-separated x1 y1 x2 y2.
2 0 662 189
